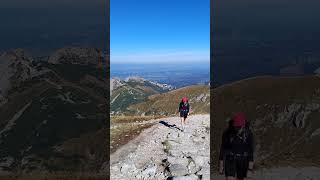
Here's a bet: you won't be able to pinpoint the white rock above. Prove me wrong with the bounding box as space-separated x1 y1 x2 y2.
120 163 136 174
172 174 199 180
187 160 198 174
193 156 209 168
200 174 210 180
168 156 189 167
169 164 189 176
142 164 157 177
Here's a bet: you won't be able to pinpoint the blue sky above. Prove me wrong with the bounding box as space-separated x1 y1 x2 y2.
111 0 210 64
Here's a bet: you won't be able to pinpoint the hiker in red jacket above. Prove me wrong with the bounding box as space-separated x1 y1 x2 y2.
219 112 254 180
177 96 190 131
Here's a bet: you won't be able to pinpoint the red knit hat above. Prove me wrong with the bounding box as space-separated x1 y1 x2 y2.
182 97 188 103
233 112 246 127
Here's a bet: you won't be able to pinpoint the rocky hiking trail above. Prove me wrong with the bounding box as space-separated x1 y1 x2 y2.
110 113 320 180
110 114 210 180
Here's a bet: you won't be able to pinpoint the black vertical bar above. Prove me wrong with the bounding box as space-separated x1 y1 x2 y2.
106 0 111 178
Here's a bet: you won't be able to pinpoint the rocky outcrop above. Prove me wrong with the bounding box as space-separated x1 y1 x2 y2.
110 78 124 95
0 49 39 106
110 115 210 180
254 102 320 130
190 93 209 103
124 76 174 90
271 103 320 128
125 76 146 83
48 47 105 68
149 81 175 91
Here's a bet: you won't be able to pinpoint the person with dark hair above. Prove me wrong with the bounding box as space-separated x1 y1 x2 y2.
219 112 254 180
177 96 190 131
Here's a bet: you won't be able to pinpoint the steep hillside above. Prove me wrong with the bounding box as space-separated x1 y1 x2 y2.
0 49 49 107
129 85 210 116
0 48 108 173
110 77 173 115
212 76 320 170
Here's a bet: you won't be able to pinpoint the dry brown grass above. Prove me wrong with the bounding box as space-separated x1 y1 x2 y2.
110 123 153 154
110 115 164 124
110 115 167 153
212 75 320 170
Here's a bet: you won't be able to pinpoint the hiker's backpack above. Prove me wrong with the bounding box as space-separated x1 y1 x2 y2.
182 102 189 110
230 126 250 144
228 120 251 143
180 101 189 112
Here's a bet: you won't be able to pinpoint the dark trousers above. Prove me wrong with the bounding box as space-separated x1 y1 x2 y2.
180 110 188 118
224 153 249 179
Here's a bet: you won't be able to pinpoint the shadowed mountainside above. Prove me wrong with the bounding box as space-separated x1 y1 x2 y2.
0 47 108 174
212 76 320 171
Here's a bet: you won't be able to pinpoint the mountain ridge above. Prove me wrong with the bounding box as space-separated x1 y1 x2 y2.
110 76 175 115
0 47 108 174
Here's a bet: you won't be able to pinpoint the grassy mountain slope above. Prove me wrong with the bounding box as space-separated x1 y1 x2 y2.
212 76 320 170
129 85 210 116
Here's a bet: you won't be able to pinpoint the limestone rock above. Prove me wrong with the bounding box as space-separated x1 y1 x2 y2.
169 163 189 176
142 164 157 177
172 174 199 180
48 47 104 67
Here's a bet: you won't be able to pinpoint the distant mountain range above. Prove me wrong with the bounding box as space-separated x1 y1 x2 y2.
0 47 108 173
110 77 174 115
212 76 320 170
111 63 210 88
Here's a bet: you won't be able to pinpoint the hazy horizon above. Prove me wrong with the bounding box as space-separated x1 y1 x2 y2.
110 50 209 64
111 62 209 87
